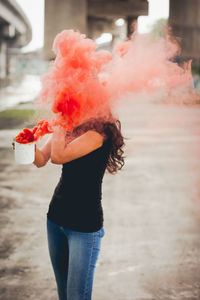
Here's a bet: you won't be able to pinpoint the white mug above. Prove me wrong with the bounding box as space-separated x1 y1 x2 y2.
14 141 35 164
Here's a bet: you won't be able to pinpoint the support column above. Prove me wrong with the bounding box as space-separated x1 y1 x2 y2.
127 16 138 37
169 0 200 64
0 40 8 79
43 0 87 60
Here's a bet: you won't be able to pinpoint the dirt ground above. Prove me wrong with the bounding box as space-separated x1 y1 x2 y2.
0 99 200 300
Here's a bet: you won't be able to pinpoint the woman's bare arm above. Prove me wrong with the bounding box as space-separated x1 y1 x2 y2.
51 126 104 165
33 136 52 168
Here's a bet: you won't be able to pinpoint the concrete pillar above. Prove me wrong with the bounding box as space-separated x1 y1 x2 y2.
43 0 87 61
127 16 138 37
0 40 8 79
169 0 200 64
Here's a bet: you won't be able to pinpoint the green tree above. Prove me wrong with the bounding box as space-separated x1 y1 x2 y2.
151 18 168 38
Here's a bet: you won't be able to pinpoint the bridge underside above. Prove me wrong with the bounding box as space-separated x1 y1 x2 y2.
87 0 148 17
44 0 200 66
44 0 148 60
169 0 200 66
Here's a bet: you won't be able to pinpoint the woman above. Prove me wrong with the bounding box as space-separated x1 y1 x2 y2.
33 117 125 300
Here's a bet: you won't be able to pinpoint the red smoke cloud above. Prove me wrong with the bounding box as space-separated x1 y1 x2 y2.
38 30 112 131
15 120 53 144
16 29 197 143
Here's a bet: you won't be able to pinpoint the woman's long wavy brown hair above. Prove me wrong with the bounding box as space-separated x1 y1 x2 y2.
101 119 125 174
73 116 125 174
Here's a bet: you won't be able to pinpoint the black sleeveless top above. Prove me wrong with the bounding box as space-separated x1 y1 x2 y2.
47 136 111 232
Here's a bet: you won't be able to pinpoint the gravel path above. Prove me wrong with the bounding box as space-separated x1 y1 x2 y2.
0 99 200 300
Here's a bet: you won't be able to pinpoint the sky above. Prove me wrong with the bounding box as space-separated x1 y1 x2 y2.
138 0 169 33
16 0 169 52
16 0 44 52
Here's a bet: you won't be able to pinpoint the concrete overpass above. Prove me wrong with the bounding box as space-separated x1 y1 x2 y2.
44 0 200 70
0 0 32 80
169 0 200 67
44 0 148 60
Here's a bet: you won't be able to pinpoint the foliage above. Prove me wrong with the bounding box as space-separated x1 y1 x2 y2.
151 18 168 38
192 64 200 75
0 109 35 129
0 109 35 120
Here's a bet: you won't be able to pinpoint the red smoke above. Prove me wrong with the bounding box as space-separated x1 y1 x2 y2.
104 34 193 98
16 29 197 143
37 30 112 131
15 120 53 144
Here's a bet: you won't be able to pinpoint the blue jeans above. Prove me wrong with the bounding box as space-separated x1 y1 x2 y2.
46 218 105 300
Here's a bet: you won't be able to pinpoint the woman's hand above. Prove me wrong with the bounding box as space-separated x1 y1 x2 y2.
12 137 16 150
33 135 52 168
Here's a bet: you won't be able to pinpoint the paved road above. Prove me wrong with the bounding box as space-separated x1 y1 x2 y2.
0 98 200 300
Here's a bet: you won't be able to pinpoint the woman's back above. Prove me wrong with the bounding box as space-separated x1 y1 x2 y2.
47 139 111 232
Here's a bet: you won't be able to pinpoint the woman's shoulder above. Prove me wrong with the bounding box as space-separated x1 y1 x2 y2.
73 118 111 139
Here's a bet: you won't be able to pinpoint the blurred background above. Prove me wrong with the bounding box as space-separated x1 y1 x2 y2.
0 0 200 109
1 1 200 299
